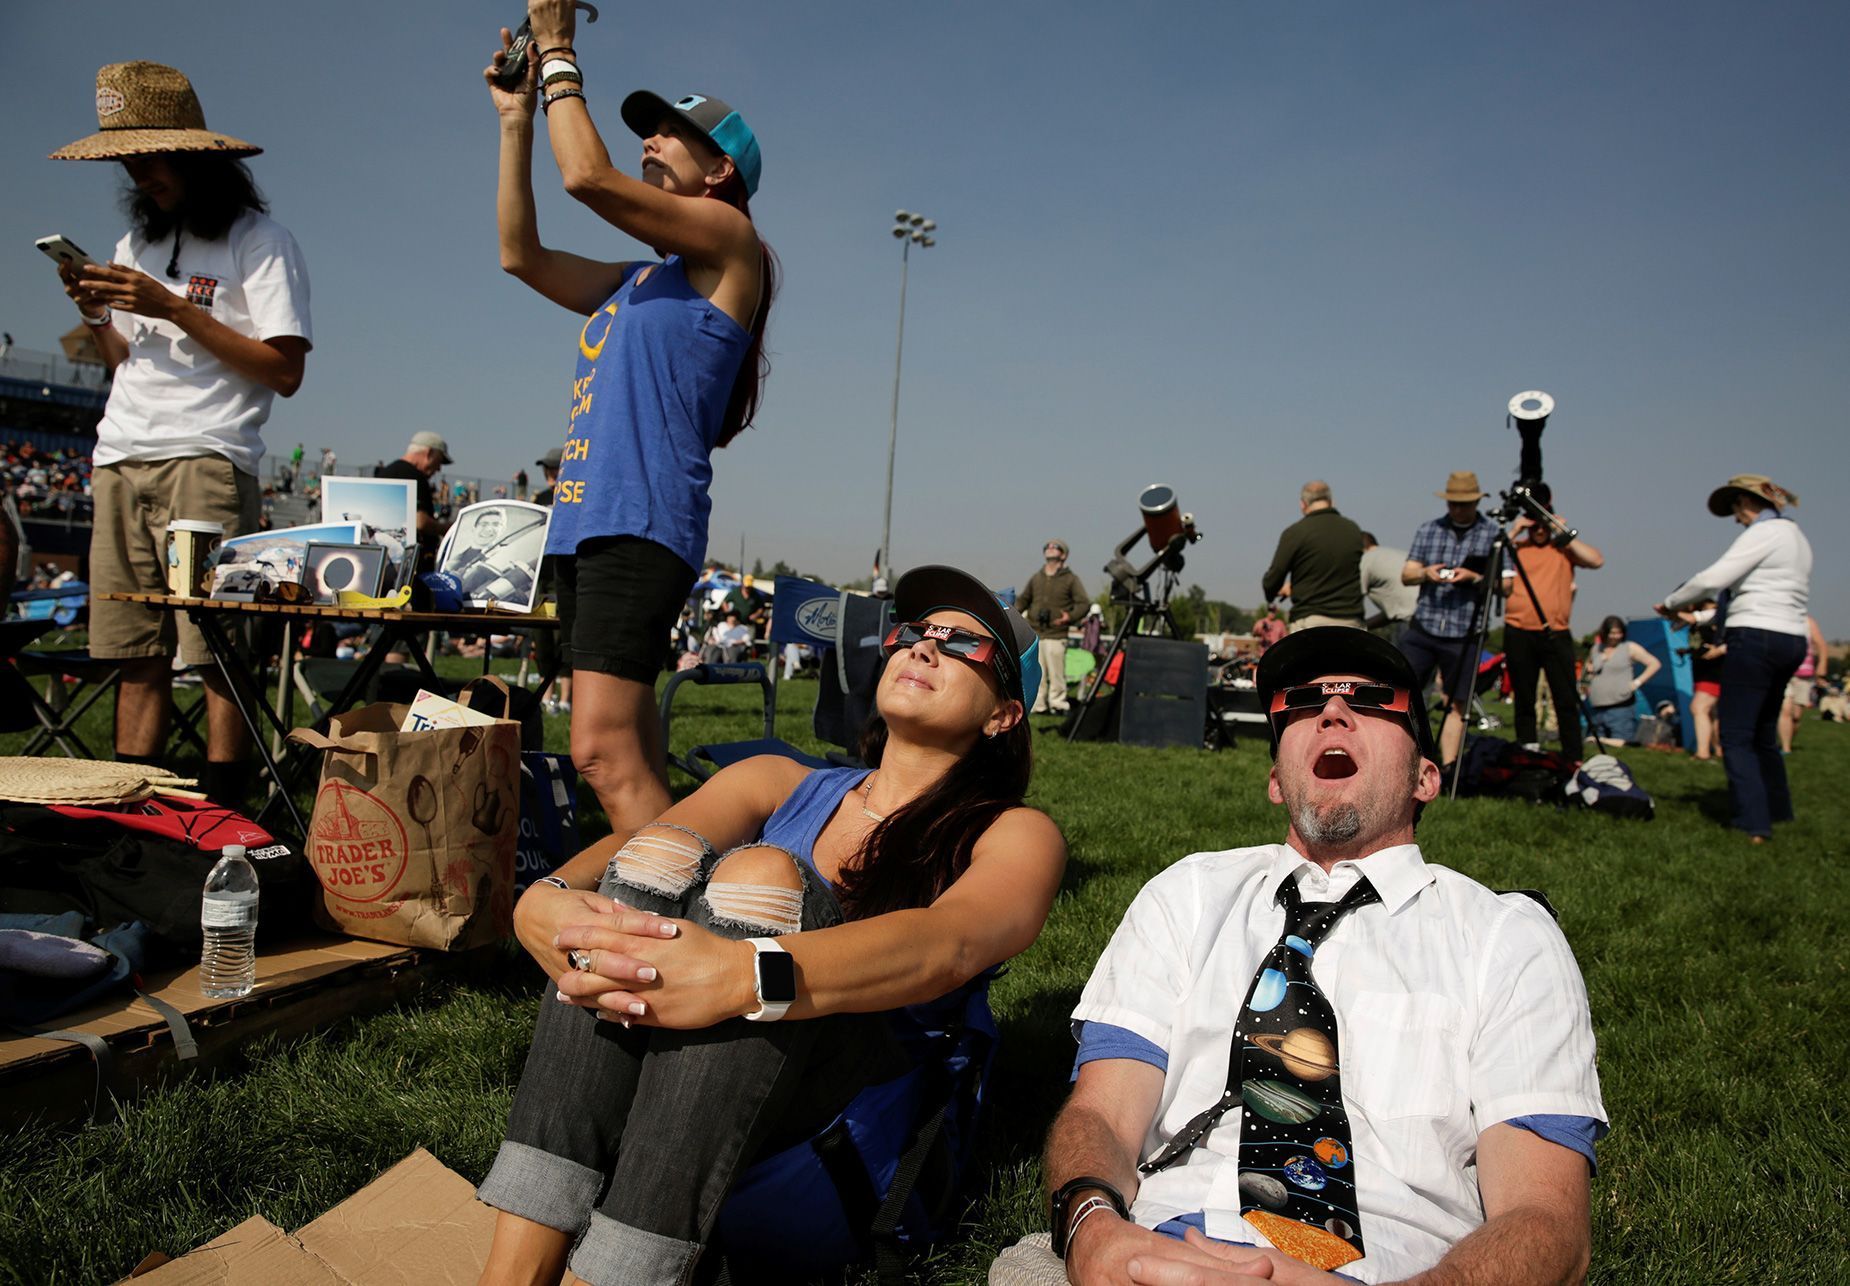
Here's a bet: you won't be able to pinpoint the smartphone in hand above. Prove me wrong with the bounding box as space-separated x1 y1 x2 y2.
35 235 96 270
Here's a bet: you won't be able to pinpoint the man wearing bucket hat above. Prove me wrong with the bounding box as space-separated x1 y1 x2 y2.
1657 475 1812 842
1398 470 1498 768
484 0 775 836
998 626 1603 1284
49 61 312 804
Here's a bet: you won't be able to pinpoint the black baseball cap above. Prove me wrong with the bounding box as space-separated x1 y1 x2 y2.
892 565 1039 706
620 91 762 197
1256 627 1439 764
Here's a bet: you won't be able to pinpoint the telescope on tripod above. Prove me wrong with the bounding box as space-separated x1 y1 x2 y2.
1446 389 1611 797
1069 486 1205 745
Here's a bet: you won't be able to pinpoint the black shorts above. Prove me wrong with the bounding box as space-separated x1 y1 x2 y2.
554 536 697 684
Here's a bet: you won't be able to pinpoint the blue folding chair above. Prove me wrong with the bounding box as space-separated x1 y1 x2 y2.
659 577 893 782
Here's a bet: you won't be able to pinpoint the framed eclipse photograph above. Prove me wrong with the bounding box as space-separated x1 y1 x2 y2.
303 542 388 604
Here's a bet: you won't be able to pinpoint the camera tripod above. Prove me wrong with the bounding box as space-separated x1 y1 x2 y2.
1066 532 1189 742
1449 497 1607 799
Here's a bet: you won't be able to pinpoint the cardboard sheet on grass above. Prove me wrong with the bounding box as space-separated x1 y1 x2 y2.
123 1148 552 1285
288 678 518 950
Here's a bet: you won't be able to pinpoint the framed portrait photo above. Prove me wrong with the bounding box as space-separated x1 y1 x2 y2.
434 500 551 612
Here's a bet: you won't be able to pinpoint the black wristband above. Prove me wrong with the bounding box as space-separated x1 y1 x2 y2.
537 45 576 59
1049 1176 1129 1259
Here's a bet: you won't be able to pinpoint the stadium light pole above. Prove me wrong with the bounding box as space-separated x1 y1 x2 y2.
881 210 936 579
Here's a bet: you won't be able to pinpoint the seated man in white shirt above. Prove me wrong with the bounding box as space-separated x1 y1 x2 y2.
994 627 1605 1285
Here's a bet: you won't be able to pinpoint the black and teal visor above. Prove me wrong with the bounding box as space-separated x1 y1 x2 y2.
620 90 762 198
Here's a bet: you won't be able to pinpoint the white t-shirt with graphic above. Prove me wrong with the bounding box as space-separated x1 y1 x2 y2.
95 209 312 478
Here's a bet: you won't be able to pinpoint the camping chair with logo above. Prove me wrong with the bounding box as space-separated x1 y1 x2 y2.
659 577 894 782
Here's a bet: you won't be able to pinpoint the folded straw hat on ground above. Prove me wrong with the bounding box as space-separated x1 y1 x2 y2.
0 757 199 805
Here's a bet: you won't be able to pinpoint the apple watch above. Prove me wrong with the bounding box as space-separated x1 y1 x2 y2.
744 937 795 1021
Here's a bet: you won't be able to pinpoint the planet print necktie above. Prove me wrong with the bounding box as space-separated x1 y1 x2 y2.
1137 873 1379 1273
1231 873 1378 1271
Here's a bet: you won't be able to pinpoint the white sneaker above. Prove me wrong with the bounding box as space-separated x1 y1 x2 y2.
558 700 572 714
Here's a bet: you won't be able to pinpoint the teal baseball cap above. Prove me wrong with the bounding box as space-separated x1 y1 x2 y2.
620 90 762 198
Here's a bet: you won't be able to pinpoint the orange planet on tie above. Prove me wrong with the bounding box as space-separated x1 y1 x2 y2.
1250 1027 1338 1081
1242 1210 1363 1270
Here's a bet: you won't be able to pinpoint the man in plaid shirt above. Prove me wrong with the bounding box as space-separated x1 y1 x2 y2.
1399 471 1499 766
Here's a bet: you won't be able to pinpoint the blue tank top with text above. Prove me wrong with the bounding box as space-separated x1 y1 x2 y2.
544 256 750 571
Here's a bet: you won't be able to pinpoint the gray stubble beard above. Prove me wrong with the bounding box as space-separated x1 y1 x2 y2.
1294 800 1364 846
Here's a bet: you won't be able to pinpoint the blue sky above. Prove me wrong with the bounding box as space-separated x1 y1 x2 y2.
5 2 1844 632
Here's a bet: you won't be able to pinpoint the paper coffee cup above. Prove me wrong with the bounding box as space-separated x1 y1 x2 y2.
166 519 225 598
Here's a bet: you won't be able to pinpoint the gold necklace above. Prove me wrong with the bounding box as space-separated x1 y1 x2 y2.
860 774 886 822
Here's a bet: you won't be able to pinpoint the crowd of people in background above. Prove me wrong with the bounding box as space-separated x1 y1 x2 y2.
1 442 93 520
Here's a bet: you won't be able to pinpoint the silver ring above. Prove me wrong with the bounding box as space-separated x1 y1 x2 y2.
568 949 594 973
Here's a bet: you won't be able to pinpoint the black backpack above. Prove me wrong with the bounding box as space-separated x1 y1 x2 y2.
0 804 310 966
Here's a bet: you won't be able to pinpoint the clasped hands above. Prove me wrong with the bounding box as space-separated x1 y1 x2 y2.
515 884 751 1028
1070 1220 1346 1285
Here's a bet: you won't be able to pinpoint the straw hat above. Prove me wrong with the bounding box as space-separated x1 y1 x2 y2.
49 61 260 162
1706 474 1798 516
0 756 198 805
1435 470 1487 502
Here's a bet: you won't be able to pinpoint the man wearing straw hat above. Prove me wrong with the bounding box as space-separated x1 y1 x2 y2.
49 62 312 806
1397 471 1498 769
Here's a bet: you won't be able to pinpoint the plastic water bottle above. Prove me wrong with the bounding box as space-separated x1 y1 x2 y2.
200 845 260 999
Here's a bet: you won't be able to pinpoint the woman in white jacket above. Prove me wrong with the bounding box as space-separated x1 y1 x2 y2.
1657 475 1812 843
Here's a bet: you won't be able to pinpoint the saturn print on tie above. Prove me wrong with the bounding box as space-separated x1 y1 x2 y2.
1230 876 1378 1271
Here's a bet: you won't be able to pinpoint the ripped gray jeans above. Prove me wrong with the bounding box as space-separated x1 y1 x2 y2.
477 825 902 1286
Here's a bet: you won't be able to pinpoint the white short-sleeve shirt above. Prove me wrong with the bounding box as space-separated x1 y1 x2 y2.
1072 843 1606 1283
95 209 312 478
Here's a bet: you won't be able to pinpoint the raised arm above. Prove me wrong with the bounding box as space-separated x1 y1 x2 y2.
486 27 633 314
523 3 761 322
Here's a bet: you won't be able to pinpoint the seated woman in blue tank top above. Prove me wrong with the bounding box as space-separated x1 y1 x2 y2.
478 565 1067 1286
484 3 777 842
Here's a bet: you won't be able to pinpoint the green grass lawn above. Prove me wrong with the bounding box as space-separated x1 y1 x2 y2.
3 665 1847 1283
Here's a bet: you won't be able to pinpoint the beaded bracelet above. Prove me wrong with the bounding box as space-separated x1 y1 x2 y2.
542 87 586 115
1063 1196 1117 1253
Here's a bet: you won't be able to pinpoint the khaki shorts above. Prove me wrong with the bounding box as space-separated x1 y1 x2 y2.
1785 676 1815 708
89 455 261 666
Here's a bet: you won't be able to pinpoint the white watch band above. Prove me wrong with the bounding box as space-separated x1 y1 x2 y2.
743 936 793 1022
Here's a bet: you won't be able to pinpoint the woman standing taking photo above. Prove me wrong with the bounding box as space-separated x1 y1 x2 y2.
487 0 773 836
475 565 1064 1285
1657 475 1813 843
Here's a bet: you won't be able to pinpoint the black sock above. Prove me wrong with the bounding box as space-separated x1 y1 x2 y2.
115 751 163 767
